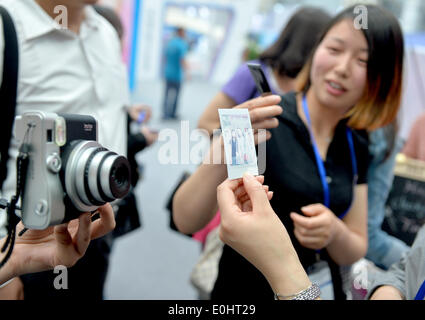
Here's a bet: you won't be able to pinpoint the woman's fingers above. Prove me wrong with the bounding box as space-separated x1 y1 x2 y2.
249 106 282 126
90 204 116 240
293 224 327 237
251 117 280 131
241 200 253 212
235 183 268 203
74 213 92 256
54 223 73 248
235 95 282 111
253 130 272 145
293 228 323 249
267 191 274 201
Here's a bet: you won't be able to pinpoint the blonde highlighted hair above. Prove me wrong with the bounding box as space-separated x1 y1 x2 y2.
296 5 404 131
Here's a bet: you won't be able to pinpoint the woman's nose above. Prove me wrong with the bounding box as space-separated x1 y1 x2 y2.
334 54 352 78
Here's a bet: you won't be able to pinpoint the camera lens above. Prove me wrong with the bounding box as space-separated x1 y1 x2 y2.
98 154 131 201
64 141 131 212
108 156 131 198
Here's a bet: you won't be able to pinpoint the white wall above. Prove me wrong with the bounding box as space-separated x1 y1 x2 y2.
209 0 260 84
137 0 164 81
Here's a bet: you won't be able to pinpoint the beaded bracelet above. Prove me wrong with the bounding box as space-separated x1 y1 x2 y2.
274 283 321 300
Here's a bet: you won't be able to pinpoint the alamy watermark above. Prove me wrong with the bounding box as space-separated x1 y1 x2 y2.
54 5 68 29
53 265 68 290
354 5 368 30
156 121 268 174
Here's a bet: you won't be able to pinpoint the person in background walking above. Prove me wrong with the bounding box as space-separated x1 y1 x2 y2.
163 27 189 120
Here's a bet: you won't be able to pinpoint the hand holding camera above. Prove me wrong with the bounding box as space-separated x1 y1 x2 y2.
0 203 115 284
13 111 131 230
0 111 130 273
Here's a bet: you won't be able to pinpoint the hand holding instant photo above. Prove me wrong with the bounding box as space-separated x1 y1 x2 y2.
218 109 259 180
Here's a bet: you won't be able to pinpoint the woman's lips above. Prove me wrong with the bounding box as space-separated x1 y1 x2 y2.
326 80 347 96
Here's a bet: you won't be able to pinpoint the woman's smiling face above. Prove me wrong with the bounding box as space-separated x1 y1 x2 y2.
309 19 369 113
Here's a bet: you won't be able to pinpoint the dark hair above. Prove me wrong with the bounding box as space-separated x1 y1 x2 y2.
176 27 185 36
296 4 404 132
93 5 124 40
259 7 331 78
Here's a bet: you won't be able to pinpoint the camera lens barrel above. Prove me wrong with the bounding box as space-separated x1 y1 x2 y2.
64 141 131 212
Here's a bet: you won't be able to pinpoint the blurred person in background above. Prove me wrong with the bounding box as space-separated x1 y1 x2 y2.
93 4 158 239
402 112 425 161
197 7 332 135
0 0 147 299
162 27 189 120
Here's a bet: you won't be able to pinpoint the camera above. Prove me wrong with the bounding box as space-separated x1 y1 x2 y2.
14 111 131 229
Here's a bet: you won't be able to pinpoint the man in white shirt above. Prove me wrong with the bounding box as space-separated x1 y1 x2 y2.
0 0 137 299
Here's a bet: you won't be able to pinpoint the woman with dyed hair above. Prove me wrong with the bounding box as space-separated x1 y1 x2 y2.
173 4 404 300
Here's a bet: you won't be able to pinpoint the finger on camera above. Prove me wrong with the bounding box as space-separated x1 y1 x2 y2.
90 204 116 240
74 213 92 256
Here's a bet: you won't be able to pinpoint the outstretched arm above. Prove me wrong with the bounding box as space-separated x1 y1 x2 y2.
173 95 283 235
217 173 314 299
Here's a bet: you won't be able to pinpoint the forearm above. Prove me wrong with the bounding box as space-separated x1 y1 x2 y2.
366 227 409 269
0 239 25 299
173 163 227 234
197 107 220 136
197 92 236 135
197 117 220 136
0 262 16 286
0 237 20 285
326 218 368 266
264 251 313 299
369 285 404 300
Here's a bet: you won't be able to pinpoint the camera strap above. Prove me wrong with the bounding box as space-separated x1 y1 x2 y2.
0 133 31 269
0 6 20 269
0 6 19 190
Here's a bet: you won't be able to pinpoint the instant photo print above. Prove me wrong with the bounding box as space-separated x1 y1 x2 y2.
218 109 259 180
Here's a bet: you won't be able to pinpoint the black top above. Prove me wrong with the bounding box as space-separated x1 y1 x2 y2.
212 92 370 300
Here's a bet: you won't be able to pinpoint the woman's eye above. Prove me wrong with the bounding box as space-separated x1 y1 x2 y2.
328 47 340 53
358 58 368 66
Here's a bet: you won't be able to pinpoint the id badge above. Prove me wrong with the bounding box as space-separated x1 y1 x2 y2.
307 260 334 300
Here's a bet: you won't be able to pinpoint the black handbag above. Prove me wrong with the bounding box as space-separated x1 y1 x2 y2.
165 171 192 236
113 189 142 238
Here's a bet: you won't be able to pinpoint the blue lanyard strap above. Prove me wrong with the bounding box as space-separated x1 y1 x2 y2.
415 279 425 300
302 96 357 219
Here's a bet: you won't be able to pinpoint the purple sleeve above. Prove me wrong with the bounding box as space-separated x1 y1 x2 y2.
222 63 259 105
